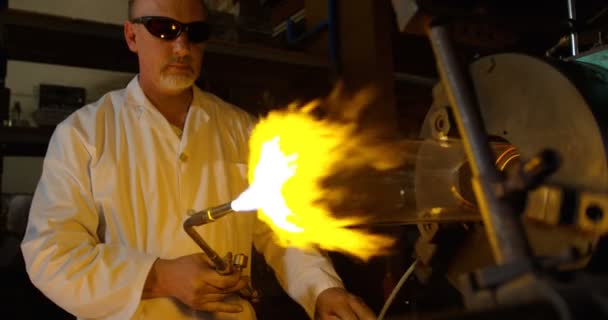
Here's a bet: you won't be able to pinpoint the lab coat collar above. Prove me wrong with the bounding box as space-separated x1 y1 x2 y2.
124 75 210 123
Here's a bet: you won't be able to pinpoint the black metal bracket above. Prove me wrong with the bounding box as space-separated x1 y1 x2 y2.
286 0 340 69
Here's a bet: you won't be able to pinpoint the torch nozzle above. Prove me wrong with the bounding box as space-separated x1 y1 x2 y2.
184 202 234 228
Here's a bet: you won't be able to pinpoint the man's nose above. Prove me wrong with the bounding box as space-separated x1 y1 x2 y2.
172 32 191 55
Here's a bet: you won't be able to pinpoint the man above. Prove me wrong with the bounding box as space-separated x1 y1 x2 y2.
21 0 376 319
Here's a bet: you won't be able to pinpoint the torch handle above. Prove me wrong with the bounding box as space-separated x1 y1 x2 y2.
183 223 229 272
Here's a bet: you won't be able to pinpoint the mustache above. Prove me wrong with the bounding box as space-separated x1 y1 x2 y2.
164 56 194 69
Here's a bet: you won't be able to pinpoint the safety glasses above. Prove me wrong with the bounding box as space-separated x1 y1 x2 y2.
130 16 211 44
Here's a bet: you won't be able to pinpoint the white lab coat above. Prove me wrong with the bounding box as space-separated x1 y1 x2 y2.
21 77 343 320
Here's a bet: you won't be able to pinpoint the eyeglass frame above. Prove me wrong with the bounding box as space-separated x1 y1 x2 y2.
129 16 211 43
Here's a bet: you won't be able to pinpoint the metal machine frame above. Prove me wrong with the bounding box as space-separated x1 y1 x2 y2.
399 3 608 319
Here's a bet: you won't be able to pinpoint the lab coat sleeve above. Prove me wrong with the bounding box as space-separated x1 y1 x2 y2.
253 219 344 319
21 123 157 319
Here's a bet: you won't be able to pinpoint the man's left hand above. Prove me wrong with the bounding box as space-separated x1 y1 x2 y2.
315 287 376 320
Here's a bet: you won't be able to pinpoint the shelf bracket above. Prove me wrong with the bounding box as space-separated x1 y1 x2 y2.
286 0 339 69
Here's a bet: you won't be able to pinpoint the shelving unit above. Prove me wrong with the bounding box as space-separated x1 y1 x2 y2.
0 7 331 141
0 7 331 206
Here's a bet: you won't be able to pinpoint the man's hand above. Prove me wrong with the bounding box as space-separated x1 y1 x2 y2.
143 253 249 313
315 287 376 320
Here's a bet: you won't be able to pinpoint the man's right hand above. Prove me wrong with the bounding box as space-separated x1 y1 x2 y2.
143 253 249 313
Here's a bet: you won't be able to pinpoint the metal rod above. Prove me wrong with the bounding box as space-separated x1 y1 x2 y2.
568 0 579 56
394 72 437 87
427 23 532 264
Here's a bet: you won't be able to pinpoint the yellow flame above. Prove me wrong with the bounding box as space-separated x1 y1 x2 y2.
235 86 400 261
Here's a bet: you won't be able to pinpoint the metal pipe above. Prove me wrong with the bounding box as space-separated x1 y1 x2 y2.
568 0 578 56
427 23 532 264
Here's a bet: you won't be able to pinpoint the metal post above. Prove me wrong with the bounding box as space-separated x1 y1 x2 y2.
427 23 532 264
1 0 7 216
568 0 578 56
327 0 340 71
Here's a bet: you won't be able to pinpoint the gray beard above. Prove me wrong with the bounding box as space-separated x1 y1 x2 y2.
160 73 195 91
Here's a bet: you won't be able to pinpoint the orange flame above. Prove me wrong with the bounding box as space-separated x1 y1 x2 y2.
232 87 400 261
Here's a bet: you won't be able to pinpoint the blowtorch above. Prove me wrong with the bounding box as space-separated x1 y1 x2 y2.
183 202 260 302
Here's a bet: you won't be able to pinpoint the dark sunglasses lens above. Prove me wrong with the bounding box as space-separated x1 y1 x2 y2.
145 18 181 40
187 22 211 43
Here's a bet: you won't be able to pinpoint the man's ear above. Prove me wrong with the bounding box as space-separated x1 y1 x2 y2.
124 21 138 53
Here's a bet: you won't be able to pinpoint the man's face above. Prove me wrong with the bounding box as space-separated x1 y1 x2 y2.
125 0 207 94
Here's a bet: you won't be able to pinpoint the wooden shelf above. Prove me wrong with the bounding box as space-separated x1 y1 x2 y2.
0 9 329 73
0 126 54 157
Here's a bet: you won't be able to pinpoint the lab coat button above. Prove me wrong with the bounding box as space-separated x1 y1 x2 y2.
179 152 189 162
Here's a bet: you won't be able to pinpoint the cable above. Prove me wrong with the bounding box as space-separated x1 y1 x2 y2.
587 6 608 25
378 259 419 320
